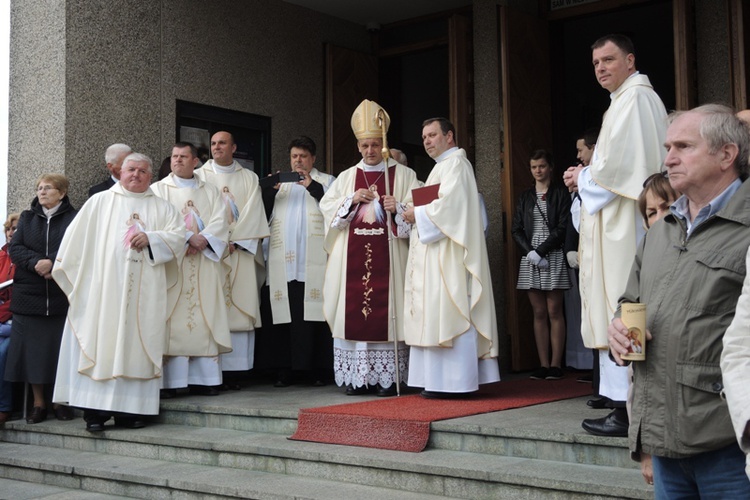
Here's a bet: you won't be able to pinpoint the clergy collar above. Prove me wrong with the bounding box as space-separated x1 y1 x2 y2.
212 161 237 174
121 187 151 198
362 160 386 172
610 71 640 99
172 175 198 188
434 147 459 163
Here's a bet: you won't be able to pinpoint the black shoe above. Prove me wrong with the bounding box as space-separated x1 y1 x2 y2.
529 367 549 380
190 385 220 396
53 405 74 421
86 421 105 432
376 384 397 397
345 384 371 396
312 379 326 387
420 390 473 399
273 371 292 387
160 388 177 399
586 397 611 409
26 406 47 424
114 417 146 429
581 408 629 437
576 373 593 383
545 367 564 380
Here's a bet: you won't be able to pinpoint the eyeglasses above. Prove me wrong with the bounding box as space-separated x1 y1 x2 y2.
36 185 58 192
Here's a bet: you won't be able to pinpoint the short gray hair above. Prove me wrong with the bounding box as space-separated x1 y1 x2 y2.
105 143 132 165
122 152 154 172
667 104 750 179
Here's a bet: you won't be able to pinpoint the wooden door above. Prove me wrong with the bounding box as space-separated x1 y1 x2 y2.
728 0 748 108
449 13 474 162
325 44 378 175
499 6 553 371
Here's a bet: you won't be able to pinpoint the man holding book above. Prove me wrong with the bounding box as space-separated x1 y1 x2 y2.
402 117 500 398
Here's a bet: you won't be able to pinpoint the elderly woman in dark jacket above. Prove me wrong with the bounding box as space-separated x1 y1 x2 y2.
4 174 77 423
511 150 571 381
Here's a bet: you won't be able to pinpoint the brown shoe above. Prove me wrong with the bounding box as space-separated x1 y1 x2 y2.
26 406 47 424
0 411 10 424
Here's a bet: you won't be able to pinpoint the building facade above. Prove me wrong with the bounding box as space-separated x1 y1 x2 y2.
8 0 748 371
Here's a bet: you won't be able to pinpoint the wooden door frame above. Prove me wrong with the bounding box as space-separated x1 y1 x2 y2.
728 0 748 108
673 0 697 110
448 13 474 161
499 6 552 371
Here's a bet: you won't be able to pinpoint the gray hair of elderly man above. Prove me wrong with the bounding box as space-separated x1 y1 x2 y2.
667 103 750 179
105 143 132 164
390 148 408 166
121 152 154 171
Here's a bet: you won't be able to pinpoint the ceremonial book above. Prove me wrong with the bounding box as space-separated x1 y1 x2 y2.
412 184 440 206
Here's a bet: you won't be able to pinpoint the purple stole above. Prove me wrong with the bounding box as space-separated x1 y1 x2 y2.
344 167 397 341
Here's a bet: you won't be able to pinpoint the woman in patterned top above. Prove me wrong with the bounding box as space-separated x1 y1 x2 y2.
512 150 571 380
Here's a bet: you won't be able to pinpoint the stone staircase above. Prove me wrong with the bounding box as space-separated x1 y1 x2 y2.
0 384 653 499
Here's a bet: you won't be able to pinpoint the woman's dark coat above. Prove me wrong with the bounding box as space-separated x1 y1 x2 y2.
9 196 77 316
511 183 571 258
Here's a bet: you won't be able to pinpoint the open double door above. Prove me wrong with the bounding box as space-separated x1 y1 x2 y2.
501 0 748 370
322 1 749 371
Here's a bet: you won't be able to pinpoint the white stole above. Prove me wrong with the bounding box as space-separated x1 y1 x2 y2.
268 169 330 323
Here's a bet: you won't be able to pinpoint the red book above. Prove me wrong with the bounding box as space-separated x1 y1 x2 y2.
412 184 440 206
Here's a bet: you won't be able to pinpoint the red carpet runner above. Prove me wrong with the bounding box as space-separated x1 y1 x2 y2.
290 376 591 452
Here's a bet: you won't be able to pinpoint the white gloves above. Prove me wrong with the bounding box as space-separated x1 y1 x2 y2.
527 250 550 270
527 250 542 266
566 251 579 269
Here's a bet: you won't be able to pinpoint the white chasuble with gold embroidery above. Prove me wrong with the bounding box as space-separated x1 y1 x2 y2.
152 174 232 356
403 148 499 360
578 74 666 349
196 160 270 331
51 185 185 414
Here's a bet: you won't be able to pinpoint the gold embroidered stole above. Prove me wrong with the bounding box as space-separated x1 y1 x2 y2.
268 170 328 324
342 167 395 341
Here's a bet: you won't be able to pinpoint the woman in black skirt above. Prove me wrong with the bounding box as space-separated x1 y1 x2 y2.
5 174 77 423
512 150 571 381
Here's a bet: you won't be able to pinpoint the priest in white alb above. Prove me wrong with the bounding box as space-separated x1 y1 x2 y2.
403 117 500 398
52 153 185 431
320 99 420 397
152 142 232 397
195 131 270 388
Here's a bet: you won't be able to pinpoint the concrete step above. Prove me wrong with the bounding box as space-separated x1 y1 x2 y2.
0 442 449 500
155 389 635 469
0 419 653 499
0 477 132 499
429 398 636 469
